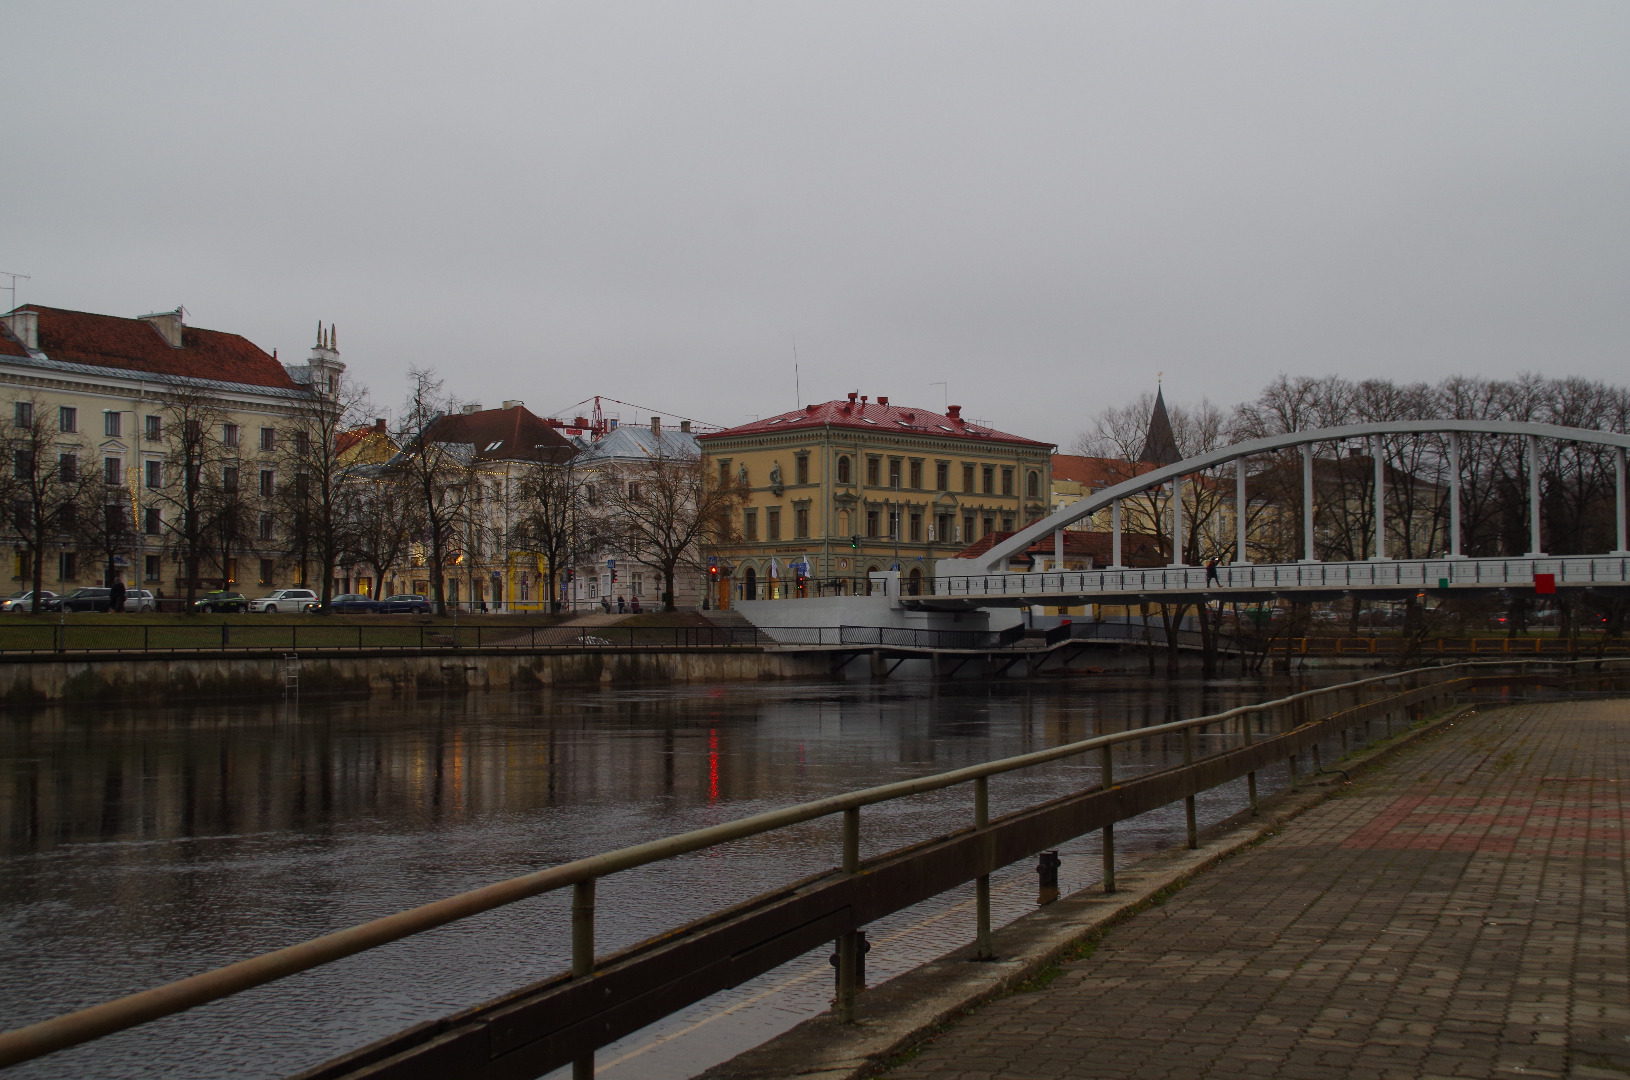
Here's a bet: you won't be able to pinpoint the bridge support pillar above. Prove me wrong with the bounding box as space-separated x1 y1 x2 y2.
869 649 887 679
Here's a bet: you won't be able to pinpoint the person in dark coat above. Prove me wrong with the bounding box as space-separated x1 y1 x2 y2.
1204 558 1220 587
109 579 127 613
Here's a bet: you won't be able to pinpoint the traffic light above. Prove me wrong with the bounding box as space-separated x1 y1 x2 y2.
709 565 719 580
850 535 860 549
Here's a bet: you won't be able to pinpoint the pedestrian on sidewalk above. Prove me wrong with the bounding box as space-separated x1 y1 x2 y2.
109 579 127 613
1205 557 1220 587
630 595 641 614
600 595 611 614
617 595 626 614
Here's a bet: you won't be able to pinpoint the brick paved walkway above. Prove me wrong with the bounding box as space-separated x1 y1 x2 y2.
886 699 1630 1080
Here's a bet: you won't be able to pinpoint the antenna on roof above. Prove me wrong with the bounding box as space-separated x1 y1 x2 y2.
0 271 30 314
930 381 947 410
793 332 801 408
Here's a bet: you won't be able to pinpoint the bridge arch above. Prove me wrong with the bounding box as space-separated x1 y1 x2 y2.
942 420 1630 575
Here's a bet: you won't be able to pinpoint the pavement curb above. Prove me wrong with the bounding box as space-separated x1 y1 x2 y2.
698 703 1481 1080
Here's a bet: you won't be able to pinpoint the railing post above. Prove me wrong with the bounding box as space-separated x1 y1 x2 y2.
974 777 992 960
1243 710 1258 816
1100 744 1115 892
833 807 863 1022
571 878 596 1079
1181 727 1197 849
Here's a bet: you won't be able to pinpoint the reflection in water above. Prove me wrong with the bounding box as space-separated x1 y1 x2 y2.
2 674 1339 1079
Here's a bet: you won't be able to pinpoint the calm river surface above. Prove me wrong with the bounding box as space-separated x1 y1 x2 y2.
2 672 1358 1079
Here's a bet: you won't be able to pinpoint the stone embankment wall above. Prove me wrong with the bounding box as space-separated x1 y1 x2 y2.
0 649 834 704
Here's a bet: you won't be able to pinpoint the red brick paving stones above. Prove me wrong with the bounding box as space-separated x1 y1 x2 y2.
883 700 1630 1080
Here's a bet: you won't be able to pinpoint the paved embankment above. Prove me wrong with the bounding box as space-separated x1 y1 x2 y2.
883 698 1629 1080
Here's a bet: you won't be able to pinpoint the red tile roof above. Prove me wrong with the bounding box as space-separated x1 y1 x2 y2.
1051 454 1157 488
953 529 1165 568
698 396 1052 448
423 404 578 463
6 305 299 389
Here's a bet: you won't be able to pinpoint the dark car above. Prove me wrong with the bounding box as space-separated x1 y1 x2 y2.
383 594 432 614
44 587 113 613
193 590 248 613
328 592 385 614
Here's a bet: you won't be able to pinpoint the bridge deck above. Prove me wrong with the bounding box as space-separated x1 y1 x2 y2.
887 697 1630 1080
918 554 1630 608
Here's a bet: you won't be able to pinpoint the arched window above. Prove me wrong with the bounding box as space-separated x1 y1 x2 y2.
1027 470 1040 498
837 455 851 483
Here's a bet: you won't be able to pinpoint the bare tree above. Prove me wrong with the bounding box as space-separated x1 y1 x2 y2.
510 457 588 613
343 469 423 600
74 487 137 595
391 368 470 617
276 371 371 610
1 396 99 611
607 453 741 611
147 384 234 606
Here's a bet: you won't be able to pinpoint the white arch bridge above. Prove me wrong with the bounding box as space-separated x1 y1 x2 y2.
921 420 1630 610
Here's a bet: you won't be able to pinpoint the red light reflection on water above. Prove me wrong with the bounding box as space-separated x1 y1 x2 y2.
708 728 720 804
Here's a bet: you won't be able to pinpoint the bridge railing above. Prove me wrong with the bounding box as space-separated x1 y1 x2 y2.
931 555 1630 598
5 658 1622 1078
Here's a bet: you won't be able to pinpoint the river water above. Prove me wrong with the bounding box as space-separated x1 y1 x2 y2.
2 672 1359 1079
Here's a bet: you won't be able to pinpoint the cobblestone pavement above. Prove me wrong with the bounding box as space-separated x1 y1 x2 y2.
886 699 1630 1080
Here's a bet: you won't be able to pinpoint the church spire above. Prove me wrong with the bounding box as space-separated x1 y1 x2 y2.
1138 385 1180 465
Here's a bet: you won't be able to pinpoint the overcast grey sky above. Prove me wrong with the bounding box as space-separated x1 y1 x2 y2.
5 2 1628 445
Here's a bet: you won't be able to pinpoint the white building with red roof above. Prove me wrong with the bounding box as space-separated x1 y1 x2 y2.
696 392 1053 602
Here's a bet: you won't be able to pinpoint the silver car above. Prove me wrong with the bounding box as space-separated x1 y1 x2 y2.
2 590 56 614
249 588 319 613
122 589 157 613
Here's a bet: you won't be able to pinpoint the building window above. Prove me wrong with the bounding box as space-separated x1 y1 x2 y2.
1027 470 1040 498
795 506 809 538
866 509 880 537
1001 468 1014 496
295 431 310 456
866 457 880 486
13 402 31 427
627 481 640 500
935 462 948 490
145 554 161 582
222 466 238 494
223 423 240 447
743 509 757 541
936 513 952 542
260 470 275 497
888 459 901 488
982 466 994 494
258 514 275 541
104 411 122 437
11 500 28 531
141 460 161 488
259 559 275 586
838 509 851 535
909 513 922 542
983 515 995 537
58 551 77 580
888 508 900 539
795 455 809 485
260 427 277 452
837 456 851 483
14 550 30 580
631 572 644 597
58 407 76 433
909 460 922 489
145 415 162 440
12 449 30 480
963 464 975 492
962 514 973 543
1002 516 1014 532
144 508 161 536
719 461 731 486
766 507 781 541
58 454 76 483
104 457 121 485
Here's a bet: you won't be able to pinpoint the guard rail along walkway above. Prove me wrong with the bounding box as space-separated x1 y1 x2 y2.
1 658 1623 1079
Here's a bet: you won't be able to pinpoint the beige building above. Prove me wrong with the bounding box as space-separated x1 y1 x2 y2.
1 304 340 595
698 393 1053 601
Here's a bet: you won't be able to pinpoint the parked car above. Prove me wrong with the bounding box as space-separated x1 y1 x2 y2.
44 587 113 613
328 592 385 614
122 589 157 613
249 588 319 614
1 590 55 613
382 594 432 614
193 590 248 613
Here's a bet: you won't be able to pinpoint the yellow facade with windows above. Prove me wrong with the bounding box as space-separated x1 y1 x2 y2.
698 395 1052 601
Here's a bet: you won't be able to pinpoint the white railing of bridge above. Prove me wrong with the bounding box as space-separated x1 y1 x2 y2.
931 555 1630 600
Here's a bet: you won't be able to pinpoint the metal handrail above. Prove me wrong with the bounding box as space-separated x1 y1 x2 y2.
0 657 1618 1069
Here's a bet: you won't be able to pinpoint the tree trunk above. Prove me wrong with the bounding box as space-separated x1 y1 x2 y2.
662 562 677 612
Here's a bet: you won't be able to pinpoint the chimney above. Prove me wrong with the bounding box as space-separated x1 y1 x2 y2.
1 310 38 352
947 405 962 419
373 418 387 435
679 420 691 433
502 400 523 410
650 416 661 435
878 395 889 406
140 308 185 348
461 403 482 415
846 392 858 403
